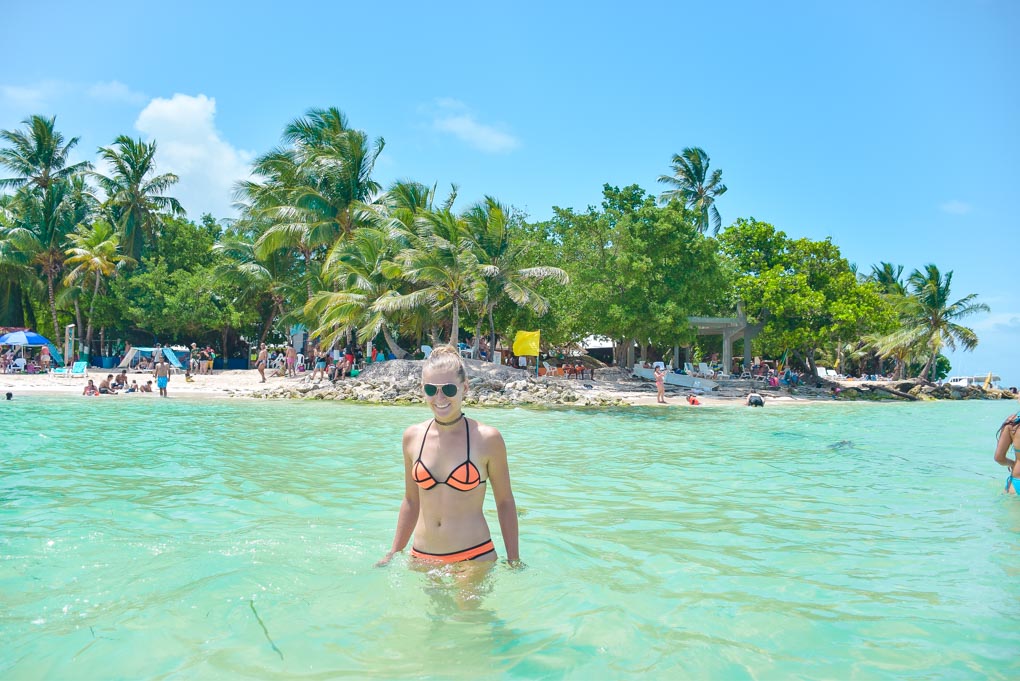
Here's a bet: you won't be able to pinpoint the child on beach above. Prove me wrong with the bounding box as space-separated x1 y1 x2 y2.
378 345 519 567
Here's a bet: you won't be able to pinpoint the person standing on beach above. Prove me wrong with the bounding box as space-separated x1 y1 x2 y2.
153 356 170 397
378 345 520 567
256 343 268 383
285 344 297 378
994 410 1020 494
654 366 667 404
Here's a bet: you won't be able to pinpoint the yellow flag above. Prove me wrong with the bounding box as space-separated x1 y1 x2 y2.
512 330 540 356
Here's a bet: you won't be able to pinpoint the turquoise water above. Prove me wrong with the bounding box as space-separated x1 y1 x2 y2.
1 396 1018 679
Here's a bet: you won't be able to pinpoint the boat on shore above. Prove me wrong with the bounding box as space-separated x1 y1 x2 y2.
946 374 1002 389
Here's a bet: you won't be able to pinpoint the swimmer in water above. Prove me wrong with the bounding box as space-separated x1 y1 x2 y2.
379 345 520 566
994 411 1020 494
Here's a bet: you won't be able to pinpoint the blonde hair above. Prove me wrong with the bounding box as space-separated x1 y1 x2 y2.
423 345 467 383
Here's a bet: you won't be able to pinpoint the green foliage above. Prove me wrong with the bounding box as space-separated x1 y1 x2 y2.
719 218 894 369
0 109 989 377
531 184 729 355
109 260 244 341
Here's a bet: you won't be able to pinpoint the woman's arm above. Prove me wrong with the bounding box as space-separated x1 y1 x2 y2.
378 427 421 565
484 428 519 562
994 420 1016 470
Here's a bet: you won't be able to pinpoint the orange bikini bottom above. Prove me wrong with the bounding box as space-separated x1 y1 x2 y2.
411 539 496 563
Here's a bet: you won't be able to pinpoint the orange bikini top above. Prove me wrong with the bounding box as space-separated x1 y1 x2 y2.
413 418 483 492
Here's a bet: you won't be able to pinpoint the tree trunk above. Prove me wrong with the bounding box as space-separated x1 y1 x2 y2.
46 270 58 339
919 347 935 382
473 315 484 360
488 306 497 364
85 271 101 355
451 299 460 346
303 247 314 302
258 300 280 345
222 326 229 370
381 324 409 359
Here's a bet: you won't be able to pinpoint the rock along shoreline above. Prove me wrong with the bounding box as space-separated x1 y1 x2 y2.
249 360 1016 407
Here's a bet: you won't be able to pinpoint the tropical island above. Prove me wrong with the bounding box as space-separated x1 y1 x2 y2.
0 108 1000 403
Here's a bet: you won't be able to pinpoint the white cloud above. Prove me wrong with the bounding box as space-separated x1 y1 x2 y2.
134 94 253 219
970 311 1020 333
87 81 147 105
432 99 519 153
939 200 972 215
0 80 71 112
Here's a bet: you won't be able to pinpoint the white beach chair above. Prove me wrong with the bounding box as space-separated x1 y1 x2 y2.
816 366 828 378
684 362 695 375
697 362 715 378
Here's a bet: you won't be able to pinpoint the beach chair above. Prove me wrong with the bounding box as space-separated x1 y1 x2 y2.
52 360 89 378
683 362 695 375
697 362 715 378
11 358 26 373
816 366 828 378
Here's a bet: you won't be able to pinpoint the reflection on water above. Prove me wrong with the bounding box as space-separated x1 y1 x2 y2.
1 396 1018 678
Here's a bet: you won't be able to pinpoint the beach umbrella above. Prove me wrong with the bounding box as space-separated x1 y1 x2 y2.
0 330 54 346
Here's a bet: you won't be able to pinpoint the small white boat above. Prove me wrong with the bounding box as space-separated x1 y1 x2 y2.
946 374 1002 389
632 365 718 391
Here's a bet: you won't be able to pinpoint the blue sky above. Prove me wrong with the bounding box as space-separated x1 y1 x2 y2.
3 0 1017 384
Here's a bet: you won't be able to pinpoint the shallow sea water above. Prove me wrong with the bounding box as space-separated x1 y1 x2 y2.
1 396 1018 679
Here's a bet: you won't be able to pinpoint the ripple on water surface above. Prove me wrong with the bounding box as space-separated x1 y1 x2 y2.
1 396 1018 678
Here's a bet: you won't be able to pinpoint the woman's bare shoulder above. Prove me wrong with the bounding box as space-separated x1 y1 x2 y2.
403 420 431 438
470 419 506 449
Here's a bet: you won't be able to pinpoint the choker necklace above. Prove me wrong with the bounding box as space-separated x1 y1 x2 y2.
434 413 465 426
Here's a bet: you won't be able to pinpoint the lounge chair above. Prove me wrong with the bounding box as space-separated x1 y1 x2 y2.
683 362 695 375
52 361 88 377
697 362 716 378
816 366 828 378
11 358 26 373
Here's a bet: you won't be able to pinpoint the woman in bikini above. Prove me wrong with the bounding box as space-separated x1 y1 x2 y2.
654 366 666 404
994 409 1020 494
379 345 519 566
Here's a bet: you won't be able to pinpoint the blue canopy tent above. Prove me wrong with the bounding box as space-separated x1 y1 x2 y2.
0 330 64 365
117 346 184 370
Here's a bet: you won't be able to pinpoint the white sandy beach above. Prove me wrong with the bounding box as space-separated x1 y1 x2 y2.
0 366 829 407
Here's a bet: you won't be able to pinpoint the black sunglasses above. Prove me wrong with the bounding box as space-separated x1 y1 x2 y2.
423 383 460 397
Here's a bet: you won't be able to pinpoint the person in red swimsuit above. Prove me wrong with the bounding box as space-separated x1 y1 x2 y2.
379 345 520 566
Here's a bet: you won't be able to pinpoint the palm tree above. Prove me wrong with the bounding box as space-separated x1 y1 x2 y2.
305 227 411 357
657 147 727 234
5 176 97 336
0 116 94 334
905 264 989 380
0 115 91 192
214 226 301 346
463 197 568 360
380 207 485 344
869 262 907 296
63 220 135 354
0 195 35 326
93 136 184 261
238 107 384 301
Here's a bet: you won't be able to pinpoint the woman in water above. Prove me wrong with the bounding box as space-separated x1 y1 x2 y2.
994 410 1020 494
379 345 519 566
